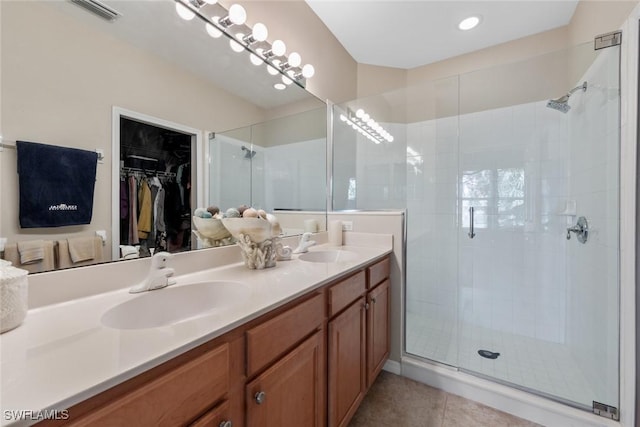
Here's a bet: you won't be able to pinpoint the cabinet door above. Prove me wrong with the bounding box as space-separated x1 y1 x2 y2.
328 297 367 427
367 279 390 387
246 330 325 427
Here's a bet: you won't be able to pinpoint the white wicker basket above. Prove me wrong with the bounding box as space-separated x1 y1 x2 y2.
1 265 28 333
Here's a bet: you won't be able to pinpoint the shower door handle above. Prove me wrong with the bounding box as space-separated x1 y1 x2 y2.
468 207 476 239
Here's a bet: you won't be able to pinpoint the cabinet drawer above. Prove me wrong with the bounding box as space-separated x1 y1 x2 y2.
328 271 366 317
190 400 231 427
246 292 324 377
367 257 390 289
70 344 230 427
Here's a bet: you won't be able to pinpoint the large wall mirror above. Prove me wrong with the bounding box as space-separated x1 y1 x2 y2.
0 0 327 273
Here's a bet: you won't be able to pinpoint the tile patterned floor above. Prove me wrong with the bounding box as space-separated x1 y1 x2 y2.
349 371 543 427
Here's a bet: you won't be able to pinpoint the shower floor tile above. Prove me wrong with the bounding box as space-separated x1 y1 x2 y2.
406 310 598 408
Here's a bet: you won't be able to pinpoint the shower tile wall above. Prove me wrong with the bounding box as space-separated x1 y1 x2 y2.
262 138 326 211
210 136 325 213
406 102 570 357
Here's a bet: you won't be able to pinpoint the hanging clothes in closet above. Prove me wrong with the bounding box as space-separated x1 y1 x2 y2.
119 116 193 257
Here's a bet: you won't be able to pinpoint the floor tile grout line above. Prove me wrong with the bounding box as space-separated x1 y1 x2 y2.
441 394 449 427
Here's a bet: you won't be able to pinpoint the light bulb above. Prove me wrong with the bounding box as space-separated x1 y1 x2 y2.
252 23 268 42
267 65 278 75
175 2 195 20
340 114 347 122
228 4 246 25
356 109 364 118
206 17 222 38
274 83 286 90
250 53 263 66
287 52 301 68
388 135 394 142
301 64 315 79
271 40 286 57
362 113 370 122
230 33 245 53
282 75 293 85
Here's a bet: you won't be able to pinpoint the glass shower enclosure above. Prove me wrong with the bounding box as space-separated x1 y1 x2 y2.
334 40 621 414
406 41 620 412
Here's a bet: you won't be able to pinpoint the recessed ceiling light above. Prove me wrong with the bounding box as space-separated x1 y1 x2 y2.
274 83 286 90
458 16 480 31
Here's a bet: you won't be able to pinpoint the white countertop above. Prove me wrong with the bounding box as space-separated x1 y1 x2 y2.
0 240 391 426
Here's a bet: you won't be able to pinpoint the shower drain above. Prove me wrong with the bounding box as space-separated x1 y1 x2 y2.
478 349 500 359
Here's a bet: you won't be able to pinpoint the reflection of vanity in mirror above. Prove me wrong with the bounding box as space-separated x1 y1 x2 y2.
0 0 327 273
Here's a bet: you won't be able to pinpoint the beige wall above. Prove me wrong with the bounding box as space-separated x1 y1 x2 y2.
0 1 267 255
568 0 638 45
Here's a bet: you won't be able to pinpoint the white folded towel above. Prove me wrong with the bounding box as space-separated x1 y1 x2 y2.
17 240 44 264
67 237 96 263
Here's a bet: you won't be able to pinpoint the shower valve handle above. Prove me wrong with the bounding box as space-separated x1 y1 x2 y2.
566 216 589 244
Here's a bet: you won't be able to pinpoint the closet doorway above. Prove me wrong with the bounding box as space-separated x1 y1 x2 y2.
111 107 202 261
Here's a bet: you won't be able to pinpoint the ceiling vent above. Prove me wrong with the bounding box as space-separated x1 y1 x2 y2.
70 0 121 21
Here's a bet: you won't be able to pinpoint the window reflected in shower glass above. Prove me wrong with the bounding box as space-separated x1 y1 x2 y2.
461 168 524 229
348 177 357 200
497 168 525 227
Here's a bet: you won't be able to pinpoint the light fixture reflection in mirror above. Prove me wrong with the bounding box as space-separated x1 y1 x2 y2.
206 18 222 38
230 33 245 53
175 1 195 20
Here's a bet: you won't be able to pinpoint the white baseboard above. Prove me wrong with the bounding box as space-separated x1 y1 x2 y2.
401 357 623 427
382 359 401 375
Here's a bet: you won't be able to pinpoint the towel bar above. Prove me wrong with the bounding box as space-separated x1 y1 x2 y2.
0 139 104 161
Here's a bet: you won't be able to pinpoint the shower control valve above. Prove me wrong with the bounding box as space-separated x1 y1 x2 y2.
566 216 588 244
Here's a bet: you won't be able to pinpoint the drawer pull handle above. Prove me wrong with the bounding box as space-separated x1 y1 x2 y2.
219 421 232 427
255 391 266 404
371 297 377 304
364 303 370 310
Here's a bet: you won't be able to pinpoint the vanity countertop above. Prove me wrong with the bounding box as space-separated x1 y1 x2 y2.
0 239 391 426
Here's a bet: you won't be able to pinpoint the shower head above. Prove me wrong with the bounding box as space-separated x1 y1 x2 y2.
241 145 256 159
546 81 588 113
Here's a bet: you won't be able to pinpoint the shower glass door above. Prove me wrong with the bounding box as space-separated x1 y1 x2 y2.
456 41 620 410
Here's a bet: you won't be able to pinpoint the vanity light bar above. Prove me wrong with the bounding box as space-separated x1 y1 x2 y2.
173 0 314 88
339 108 394 144
71 0 121 21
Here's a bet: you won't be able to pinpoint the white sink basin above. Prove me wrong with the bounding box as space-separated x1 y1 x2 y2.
101 281 251 330
298 250 358 263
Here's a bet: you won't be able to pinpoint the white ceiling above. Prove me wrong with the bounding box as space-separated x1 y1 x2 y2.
305 0 579 69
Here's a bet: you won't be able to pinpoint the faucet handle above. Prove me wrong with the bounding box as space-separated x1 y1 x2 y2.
150 251 173 269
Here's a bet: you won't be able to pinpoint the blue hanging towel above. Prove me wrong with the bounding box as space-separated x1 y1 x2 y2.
16 140 98 228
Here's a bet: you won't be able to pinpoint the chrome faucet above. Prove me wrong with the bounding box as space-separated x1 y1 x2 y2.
130 251 176 293
292 232 316 254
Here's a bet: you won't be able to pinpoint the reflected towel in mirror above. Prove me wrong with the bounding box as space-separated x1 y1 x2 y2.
3 241 55 273
16 240 44 264
16 141 98 228
57 237 103 269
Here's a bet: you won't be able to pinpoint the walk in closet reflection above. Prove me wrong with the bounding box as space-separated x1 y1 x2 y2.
119 117 193 259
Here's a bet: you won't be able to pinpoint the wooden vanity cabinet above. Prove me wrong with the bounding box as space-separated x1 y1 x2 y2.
327 257 391 427
367 278 390 387
41 255 390 427
366 258 391 387
49 334 242 427
245 292 326 427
